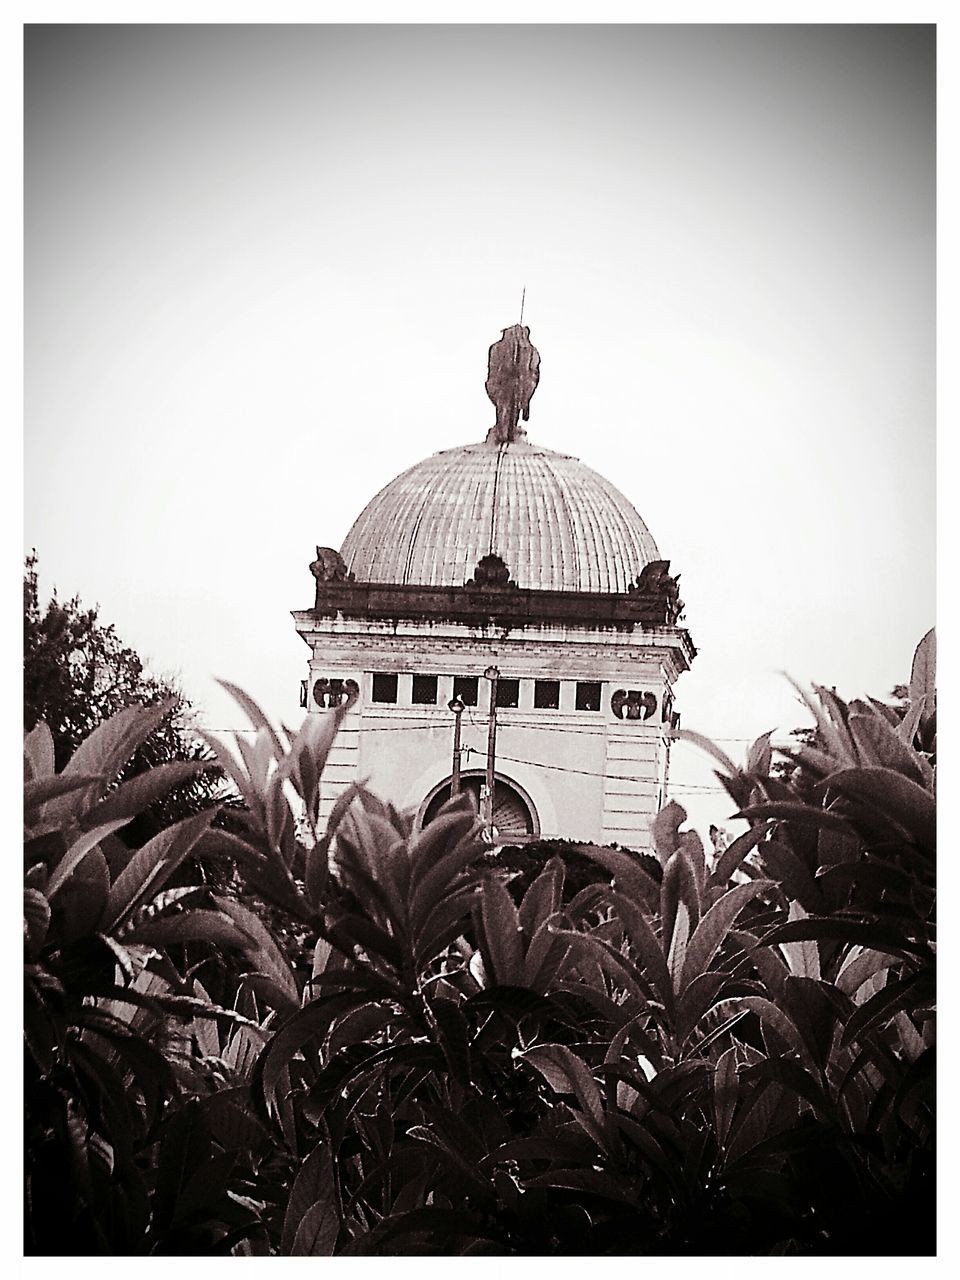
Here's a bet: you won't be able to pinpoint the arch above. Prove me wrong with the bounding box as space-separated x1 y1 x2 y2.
417 769 540 841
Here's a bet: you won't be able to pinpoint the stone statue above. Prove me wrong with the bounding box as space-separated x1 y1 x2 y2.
626 560 684 623
310 546 352 584
628 560 677 596
485 324 540 443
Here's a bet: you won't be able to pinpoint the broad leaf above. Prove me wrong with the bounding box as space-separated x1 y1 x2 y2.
816 767 935 853
477 874 523 986
46 818 133 899
777 902 820 979
89 760 216 826
672 730 740 781
24 721 55 782
214 896 300 1007
709 822 773 887
761 916 929 963
104 809 215 930
847 713 931 786
59 848 111 943
217 680 287 760
23 888 51 958
46 698 177 823
123 908 248 949
680 880 773 993
281 1140 339 1255
519 1043 606 1145
661 847 701 955
24 773 106 818
908 628 936 712
571 844 659 909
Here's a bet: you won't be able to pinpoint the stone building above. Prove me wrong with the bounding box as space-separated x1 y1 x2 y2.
292 326 696 849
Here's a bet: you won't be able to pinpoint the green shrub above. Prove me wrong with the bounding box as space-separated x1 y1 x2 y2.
24 637 935 1255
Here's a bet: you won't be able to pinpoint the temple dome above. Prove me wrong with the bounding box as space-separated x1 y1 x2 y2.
339 438 661 594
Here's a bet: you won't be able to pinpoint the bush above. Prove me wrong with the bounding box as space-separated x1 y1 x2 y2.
24 637 935 1255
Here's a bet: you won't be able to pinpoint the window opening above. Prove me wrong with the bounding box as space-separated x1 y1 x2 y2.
452 675 479 707
412 674 439 705
496 678 520 709
575 681 602 712
372 673 399 703
534 679 560 710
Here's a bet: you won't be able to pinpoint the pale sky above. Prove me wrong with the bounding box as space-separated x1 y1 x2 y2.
23 23 935 836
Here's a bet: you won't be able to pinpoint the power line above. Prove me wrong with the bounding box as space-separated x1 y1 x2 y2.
205 720 778 746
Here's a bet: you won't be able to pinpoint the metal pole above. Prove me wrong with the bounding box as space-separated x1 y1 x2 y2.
448 697 464 797
483 666 500 838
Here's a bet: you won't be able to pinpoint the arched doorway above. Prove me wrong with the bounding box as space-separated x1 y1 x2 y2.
419 770 539 841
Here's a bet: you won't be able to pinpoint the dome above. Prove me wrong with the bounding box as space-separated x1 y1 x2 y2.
339 438 661 594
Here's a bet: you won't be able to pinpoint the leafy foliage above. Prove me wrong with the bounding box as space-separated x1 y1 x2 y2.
24 634 935 1255
24 552 222 841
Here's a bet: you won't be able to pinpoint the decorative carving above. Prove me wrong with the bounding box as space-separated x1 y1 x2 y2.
464 553 518 590
313 677 359 708
611 689 658 721
485 324 540 444
310 546 353 584
627 559 683 623
628 560 676 596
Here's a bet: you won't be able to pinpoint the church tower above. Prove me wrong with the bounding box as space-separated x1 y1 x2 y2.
292 326 696 850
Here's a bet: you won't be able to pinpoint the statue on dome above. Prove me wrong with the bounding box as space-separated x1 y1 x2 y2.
629 560 679 599
627 560 684 624
310 546 353 584
485 324 540 443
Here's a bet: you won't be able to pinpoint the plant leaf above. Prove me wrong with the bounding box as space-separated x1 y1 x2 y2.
46 818 133 899
214 895 300 1007
672 730 741 780
122 908 249 949
709 822 773 887
104 809 215 930
816 767 935 852
847 713 931 785
281 1140 339 1255
89 760 216 826
680 880 773 993
477 874 523 986
46 699 178 823
519 1043 606 1145
908 628 936 712
24 721 55 781
24 773 107 817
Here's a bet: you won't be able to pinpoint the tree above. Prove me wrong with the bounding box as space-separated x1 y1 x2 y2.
23 551 222 841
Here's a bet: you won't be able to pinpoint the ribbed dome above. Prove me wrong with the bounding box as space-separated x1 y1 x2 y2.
340 439 661 593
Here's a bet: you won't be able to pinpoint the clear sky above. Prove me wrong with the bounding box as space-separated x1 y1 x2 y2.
23 22 935 837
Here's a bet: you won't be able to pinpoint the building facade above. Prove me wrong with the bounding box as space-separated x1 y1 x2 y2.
292 326 696 850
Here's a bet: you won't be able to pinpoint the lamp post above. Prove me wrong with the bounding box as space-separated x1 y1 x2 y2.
447 696 465 797
483 665 500 840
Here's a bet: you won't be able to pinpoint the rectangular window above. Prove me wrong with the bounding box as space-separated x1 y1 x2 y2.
576 681 602 712
534 679 560 710
452 675 479 706
371 672 398 704
412 674 438 705
496 677 520 709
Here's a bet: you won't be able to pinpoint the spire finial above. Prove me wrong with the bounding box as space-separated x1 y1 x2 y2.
485 322 541 444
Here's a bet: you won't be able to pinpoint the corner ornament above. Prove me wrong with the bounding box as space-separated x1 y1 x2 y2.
627 559 683 621
310 546 354 584
464 553 518 590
